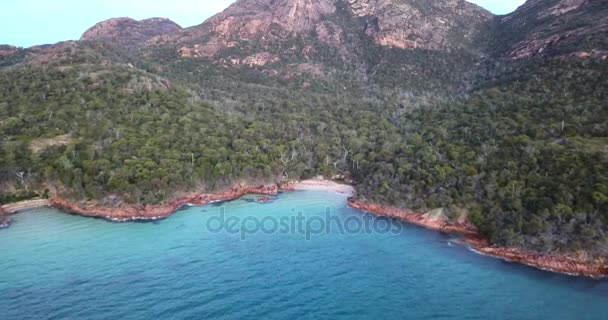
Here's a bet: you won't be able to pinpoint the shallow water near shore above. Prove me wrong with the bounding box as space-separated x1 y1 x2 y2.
1 191 607 319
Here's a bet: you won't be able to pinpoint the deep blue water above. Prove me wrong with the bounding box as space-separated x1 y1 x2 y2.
1 191 607 320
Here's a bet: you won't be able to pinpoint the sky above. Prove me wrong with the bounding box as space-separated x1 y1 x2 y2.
0 0 526 48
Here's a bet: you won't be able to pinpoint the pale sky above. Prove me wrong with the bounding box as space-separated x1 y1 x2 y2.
0 0 526 48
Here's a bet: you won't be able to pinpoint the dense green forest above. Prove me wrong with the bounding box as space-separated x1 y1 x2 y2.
1 55 606 255
356 58 608 254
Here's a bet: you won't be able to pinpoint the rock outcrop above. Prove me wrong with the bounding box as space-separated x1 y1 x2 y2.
174 0 492 58
497 0 608 59
0 218 10 230
347 0 492 50
0 45 19 58
0 206 11 230
347 198 477 235
175 0 340 58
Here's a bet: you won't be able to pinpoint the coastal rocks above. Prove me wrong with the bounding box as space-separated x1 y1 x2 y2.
279 181 296 192
50 184 280 222
256 196 274 203
348 198 608 278
464 237 608 278
0 218 11 230
347 199 475 235
0 204 11 229
0 206 10 230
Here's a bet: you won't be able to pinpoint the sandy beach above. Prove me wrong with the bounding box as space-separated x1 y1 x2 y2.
292 179 355 196
1 199 50 214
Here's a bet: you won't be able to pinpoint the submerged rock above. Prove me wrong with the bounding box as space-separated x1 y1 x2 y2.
0 218 12 230
257 196 274 203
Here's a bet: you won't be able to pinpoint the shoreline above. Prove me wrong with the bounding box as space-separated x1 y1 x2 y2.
2 199 51 215
2 180 606 278
347 199 608 279
9 179 348 222
291 179 355 196
50 184 283 222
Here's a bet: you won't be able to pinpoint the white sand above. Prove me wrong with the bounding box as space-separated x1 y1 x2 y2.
1 199 50 214
293 180 355 196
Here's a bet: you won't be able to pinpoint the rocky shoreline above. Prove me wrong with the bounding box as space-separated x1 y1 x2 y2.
50 184 285 222
0 206 11 229
4 182 607 278
348 199 608 278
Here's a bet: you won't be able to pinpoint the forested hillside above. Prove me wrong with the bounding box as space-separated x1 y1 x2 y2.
1 0 607 255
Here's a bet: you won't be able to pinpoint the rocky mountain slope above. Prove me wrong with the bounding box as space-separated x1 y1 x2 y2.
81 17 182 49
2 0 605 89
483 0 608 58
173 0 491 59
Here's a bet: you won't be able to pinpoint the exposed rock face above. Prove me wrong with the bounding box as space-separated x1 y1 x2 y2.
347 0 492 50
81 17 182 49
175 0 492 58
175 0 340 58
507 0 589 20
207 0 337 35
498 0 608 59
242 52 280 66
0 45 18 58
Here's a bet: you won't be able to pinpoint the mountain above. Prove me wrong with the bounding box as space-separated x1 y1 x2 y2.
81 17 182 49
173 0 491 58
483 0 608 58
0 0 607 258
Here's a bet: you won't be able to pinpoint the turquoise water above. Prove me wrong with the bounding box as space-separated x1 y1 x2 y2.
1 191 607 320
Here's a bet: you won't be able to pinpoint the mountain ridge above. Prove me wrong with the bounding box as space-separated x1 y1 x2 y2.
172 0 493 59
80 17 183 49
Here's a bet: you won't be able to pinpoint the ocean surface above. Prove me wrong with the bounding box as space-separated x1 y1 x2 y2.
1 191 607 320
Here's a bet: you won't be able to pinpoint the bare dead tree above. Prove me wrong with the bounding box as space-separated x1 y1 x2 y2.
342 145 350 163
15 171 29 193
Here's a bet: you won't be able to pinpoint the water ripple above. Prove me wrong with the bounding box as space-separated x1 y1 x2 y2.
1 191 608 319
